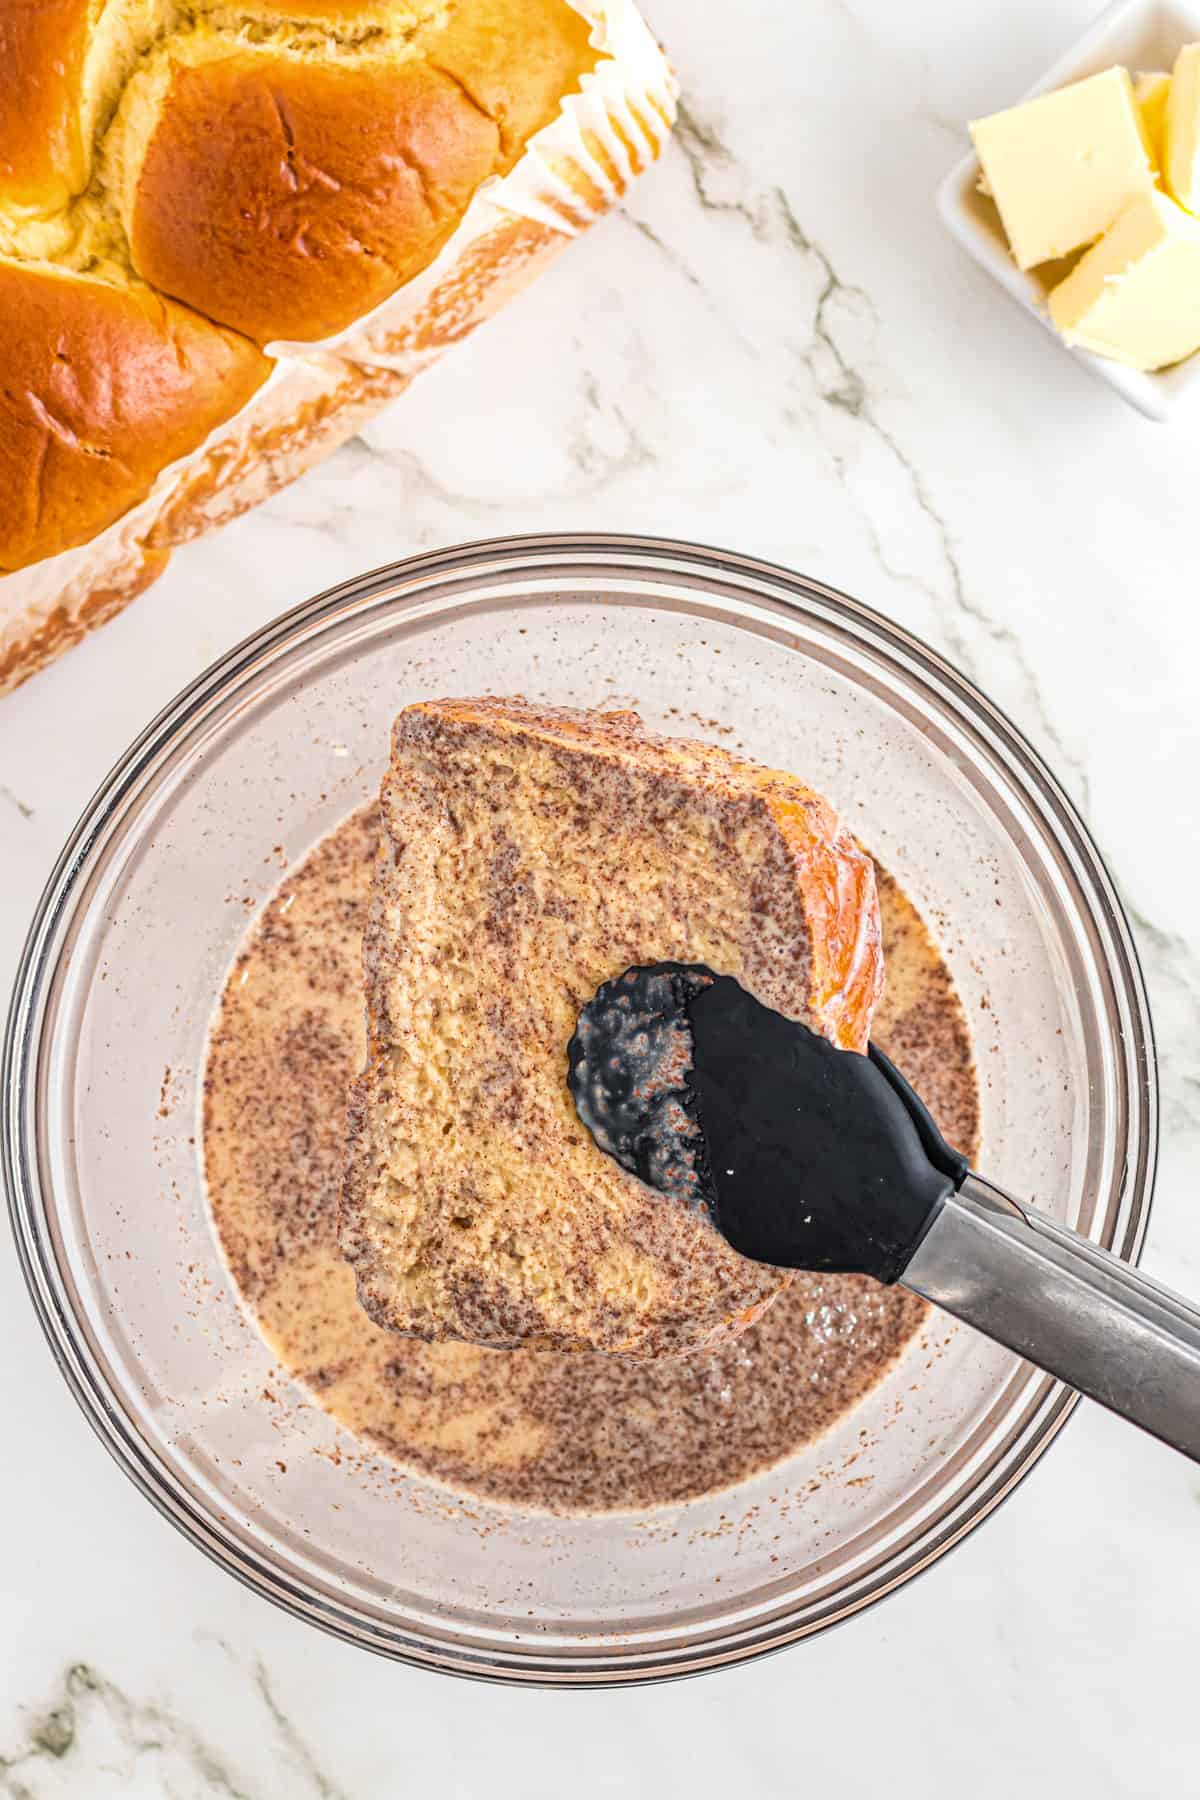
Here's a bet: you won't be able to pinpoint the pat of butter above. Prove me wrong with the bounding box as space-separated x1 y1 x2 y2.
1134 70 1171 174
971 67 1156 270
1165 44 1200 210
1048 189 1200 370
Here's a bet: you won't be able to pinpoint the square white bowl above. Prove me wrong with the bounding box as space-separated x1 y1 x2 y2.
937 0 1200 421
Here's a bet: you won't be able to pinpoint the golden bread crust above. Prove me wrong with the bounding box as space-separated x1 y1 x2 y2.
115 3 592 345
341 698 883 1359
120 53 502 344
0 262 271 573
0 0 94 209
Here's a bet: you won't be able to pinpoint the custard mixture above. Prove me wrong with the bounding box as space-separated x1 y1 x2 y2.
202 805 979 1513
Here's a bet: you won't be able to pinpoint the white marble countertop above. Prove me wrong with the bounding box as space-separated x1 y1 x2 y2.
3 0 1199 1791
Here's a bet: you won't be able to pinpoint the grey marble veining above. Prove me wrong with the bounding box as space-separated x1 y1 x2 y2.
1 1656 346 1799
665 100 1096 810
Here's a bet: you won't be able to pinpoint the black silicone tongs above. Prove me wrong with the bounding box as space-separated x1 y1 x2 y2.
568 964 1200 1464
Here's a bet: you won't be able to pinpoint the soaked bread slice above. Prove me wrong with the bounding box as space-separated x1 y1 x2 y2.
340 697 884 1357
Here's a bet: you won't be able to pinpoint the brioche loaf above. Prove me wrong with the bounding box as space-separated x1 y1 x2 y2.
0 0 674 690
340 699 884 1358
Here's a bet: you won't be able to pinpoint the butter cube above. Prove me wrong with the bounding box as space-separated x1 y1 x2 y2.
971 67 1156 269
1165 44 1200 210
1133 70 1171 174
1048 190 1200 370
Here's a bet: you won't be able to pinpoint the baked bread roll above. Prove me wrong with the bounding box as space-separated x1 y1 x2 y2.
0 0 673 689
105 1 594 344
0 263 271 576
340 699 884 1358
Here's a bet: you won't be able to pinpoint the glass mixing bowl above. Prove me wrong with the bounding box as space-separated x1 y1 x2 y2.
3 535 1156 1685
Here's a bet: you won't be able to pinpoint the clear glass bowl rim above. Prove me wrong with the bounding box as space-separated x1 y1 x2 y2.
2 532 1158 1687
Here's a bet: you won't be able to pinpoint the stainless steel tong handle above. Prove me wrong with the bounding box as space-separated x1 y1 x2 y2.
903 1172 1200 1463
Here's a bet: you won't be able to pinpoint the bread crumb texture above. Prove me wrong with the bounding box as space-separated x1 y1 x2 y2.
0 0 599 572
340 698 885 1358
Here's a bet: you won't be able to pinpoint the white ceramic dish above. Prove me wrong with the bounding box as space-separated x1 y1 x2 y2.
937 0 1200 421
